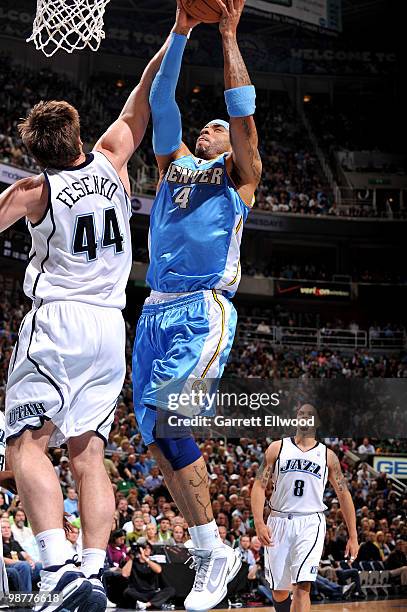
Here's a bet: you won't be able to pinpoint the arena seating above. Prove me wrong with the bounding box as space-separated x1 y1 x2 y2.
0 56 340 219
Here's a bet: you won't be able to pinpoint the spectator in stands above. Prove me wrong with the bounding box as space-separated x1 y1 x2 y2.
63 486 79 516
172 525 186 546
125 515 146 544
65 524 82 560
157 518 174 545
107 529 128 568
116 498 133 528
124 454 139 482
137 523 159 548
218 525 232 547
10 508 39 562
104 454 123 483
375 530 391 560
236 535 256 570
134 454 153 477
384 539 407 585
144 466 164 493
121 543 175 609
312 570 356 601
1 517 42 592
256 321 271 334
54 455 76 490
0 492 9 511
358 438 376 455
356 532 382 562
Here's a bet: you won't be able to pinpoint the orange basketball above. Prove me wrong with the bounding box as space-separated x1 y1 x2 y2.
180 0 223 24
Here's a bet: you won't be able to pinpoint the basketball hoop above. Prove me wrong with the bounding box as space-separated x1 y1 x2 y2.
27 0 111 57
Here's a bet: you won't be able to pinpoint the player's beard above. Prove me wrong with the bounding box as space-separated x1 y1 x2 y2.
195 141 214 160
195 136 231 160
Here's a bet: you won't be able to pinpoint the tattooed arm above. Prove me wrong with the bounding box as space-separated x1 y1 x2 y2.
327 449 359 560
215 0 262 207
251 440 280 546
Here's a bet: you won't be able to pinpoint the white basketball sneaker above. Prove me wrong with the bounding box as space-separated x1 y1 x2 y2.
34 560 92 612
184 545 242 611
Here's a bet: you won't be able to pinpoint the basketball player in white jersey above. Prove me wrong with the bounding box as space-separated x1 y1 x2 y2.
0 10 189 609
251 405 359 612
0 410 11 600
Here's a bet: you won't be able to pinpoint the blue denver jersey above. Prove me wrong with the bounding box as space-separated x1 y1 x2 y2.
147 154 249 296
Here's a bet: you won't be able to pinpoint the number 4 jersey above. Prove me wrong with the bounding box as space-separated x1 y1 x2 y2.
269 437 328 513
24 151 132 309
147 153 251 297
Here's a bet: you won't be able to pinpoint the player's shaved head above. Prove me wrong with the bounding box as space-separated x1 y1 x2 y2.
18 100 82 169
195 122 231 160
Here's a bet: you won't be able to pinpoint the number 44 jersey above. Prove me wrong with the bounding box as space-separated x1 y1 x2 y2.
24 151 132 310
270 437 328 514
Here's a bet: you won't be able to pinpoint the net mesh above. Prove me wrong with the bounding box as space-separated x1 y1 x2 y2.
27 0 111 57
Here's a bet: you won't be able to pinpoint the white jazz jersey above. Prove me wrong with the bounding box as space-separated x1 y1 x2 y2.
270 437 328 513
24 151 132 309
0 411 9 598
264 437 328 589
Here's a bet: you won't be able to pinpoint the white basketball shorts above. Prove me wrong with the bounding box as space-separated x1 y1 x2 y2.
264 511 326 590
5 301 125 447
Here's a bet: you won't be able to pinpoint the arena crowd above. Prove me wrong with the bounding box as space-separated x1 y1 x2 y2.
2 55 402 220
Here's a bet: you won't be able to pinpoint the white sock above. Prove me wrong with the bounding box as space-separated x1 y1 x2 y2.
81 548 106 577
36 529 67 567
193 520 223 550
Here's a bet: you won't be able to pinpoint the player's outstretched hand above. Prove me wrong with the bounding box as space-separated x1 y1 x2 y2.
256 521 273 547
174 0 201 36
345 536 359 563
214 0 245 36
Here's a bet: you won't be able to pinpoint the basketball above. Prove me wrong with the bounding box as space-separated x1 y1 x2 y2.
179 0 223 24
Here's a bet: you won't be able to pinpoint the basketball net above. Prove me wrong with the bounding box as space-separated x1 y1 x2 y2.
27 0 111 57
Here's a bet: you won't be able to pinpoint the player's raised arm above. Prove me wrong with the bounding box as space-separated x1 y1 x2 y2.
93 41 168 183
149 2 200 182
251 441 280 546
327 449 359 561
215 0 262 206
0 175 47 233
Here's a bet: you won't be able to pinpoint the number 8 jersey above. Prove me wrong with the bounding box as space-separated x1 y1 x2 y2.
24 151 132 310
270 437 328 514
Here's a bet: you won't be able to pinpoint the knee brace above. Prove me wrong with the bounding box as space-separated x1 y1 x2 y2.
155 435 201 470
272 595 291 612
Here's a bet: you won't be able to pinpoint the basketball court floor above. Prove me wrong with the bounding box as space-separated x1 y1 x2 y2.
105 601 407 612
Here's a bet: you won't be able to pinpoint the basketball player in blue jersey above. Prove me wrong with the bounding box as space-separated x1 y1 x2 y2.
132 1 262 610
251 405 359 612
0 20 182 611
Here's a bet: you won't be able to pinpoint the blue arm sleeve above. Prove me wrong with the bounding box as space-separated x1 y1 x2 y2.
149 32 187 156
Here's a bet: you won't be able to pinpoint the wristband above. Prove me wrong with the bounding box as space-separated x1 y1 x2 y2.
224 85 256 118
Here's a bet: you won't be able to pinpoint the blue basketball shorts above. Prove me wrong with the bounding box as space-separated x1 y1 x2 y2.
132 290 237 445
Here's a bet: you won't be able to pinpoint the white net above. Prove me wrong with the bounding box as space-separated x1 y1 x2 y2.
27 0 111 57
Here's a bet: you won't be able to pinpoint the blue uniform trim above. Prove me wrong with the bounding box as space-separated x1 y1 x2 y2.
154 435 202 470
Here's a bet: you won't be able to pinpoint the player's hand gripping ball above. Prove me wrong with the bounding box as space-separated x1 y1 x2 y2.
179 0 223 23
